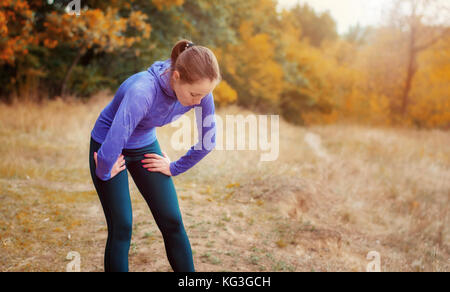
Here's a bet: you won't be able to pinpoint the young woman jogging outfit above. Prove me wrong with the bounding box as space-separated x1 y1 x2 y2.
88 40 221 272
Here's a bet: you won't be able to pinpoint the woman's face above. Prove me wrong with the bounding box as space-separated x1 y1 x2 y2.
171 71 217 107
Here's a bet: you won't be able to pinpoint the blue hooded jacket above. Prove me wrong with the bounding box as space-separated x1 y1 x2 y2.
91 58 217 181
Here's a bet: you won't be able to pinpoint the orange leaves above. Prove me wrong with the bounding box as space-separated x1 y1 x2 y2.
42 7 152 53
128 11 152 39
0 41 14 63
11 0 30 10
85 9 102 28
152 0 185 11
0 11 7 36
0 0 34 65
43 39 58 49
128 11 146 28
125 37 135 48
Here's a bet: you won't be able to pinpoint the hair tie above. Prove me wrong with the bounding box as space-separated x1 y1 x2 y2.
185 42 195 49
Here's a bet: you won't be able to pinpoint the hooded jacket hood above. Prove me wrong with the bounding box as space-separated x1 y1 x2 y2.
147 59 177 100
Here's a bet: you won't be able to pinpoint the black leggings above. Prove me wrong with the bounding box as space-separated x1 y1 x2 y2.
88 136 195 272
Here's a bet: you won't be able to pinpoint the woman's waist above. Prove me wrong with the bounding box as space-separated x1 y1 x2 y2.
122 138 161 162
123 132 156 150
122 139 159 155
91 127 156 148
90 132 159 160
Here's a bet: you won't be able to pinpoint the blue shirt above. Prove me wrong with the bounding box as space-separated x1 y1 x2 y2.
91 58 217 181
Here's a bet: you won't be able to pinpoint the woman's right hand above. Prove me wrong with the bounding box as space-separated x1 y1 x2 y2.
94 152 126 179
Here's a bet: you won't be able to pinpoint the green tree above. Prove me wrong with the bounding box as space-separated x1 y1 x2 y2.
289 3 338 47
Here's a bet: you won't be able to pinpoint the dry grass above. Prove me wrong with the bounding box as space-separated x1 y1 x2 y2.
0 91 448 272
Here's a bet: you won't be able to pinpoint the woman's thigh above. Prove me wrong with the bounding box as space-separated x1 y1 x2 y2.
124 141 184 229
89 137 132 227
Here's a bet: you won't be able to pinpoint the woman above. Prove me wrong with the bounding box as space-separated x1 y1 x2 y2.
88 39 220 272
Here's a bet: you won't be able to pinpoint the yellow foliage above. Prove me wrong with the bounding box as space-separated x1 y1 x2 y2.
213 80 237 106
408 38 450 128
216 20 283 106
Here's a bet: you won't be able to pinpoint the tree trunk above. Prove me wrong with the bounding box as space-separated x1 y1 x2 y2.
401 47 417 115
60 47 86 98
400 23 417 116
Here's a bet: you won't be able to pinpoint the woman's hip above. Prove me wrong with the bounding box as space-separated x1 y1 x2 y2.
90 136 161 158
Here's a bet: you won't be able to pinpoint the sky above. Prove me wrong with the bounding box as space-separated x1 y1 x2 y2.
276 0 450 35
276 0 393 35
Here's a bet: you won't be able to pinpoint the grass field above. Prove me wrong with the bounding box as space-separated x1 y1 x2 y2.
0 91 448 272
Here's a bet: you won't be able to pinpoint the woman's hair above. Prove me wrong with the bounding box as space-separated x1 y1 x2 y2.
163 39 222 85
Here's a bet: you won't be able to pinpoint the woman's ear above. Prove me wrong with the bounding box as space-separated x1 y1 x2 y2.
172 70 180 81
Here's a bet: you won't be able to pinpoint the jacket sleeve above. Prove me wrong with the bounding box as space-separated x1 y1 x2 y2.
169 92 217 176
95 85 152 181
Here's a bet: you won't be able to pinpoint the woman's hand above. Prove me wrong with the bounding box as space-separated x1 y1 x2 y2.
141 151 172 176
94 152 126 179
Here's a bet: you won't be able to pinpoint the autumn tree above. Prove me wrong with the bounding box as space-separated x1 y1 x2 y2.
276 7 344 125
408 35 450 128
387 0 450 116
0 0 37 65
210 0 285 112
288 3 338 47
177 0 230 42
0 0 44 100
43 6 151 97
215 19 283 112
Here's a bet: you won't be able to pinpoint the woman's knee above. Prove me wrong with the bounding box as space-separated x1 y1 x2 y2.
159 215 185 235
113 218 133 241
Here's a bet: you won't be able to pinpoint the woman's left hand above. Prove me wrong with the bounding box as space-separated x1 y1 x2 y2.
141 151 172 176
